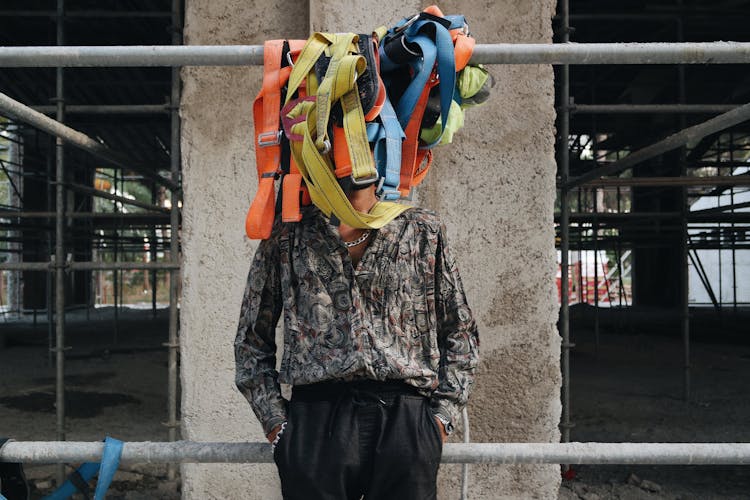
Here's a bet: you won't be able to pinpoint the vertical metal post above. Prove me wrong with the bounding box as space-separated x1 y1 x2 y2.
677 6 690 402
54 0 66 485
558 0 573 446
593 188 600 355
166 0 182 481
47 138 54 366
151 183 158 319
112 168 119 344
591 110 600 355
730 135 737 314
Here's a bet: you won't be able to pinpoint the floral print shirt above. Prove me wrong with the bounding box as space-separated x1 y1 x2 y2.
234 206 479 435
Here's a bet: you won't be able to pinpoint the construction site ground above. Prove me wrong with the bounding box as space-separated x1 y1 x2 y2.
1 306 749 499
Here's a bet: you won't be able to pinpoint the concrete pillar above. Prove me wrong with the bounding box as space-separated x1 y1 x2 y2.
181 0 560 498
180 2 308 498
417 1 561 498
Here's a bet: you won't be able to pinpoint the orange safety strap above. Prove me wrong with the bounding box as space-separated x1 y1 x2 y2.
246 40 285 239
453 33 475 72
398 79 433 197
332 125 353 178
282 157 307 223
246 40 310 235
280 40 310 223
411 149 433 187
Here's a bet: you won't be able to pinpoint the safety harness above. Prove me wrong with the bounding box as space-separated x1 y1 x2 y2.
245 5 491 239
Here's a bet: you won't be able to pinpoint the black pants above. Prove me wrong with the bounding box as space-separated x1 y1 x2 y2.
273 380 443 500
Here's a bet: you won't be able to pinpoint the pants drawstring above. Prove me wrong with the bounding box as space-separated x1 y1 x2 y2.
326 387 391 438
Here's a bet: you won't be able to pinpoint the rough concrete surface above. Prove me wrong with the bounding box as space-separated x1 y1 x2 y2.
181 0 560 498
180 2 308 499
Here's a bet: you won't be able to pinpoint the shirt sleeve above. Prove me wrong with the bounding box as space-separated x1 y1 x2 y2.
234 235 287 436
430 222 480 427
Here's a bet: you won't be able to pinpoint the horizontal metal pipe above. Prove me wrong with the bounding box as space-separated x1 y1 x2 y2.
0 211 170 219
0 91 178 191
582 176 750 187
0 262 179 271
573 104 737 114
69 262 179 271
2 441 749 465
0 10 171 18
66 182 169 213
556 212 750 223
1 42 750 67
32 104 168 115
567 102 750 189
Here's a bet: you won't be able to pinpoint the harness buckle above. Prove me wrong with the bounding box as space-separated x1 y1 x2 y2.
257 130 282 147
394 14 420 34
317 139 331 155
350 171 379 186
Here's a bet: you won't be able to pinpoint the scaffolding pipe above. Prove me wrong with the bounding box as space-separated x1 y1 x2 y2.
166 0 182 481
0 91 178 191
2 441 750 465
53 0 66 484
65 182 169 213
0 10 172 18
557 0 573 449
573 104 737 114
0 262 180 271
677 11 691 403
0 211 171 219
32 104 168 115
1 42 750 67
567 102 750 189
583 176 750 187
560 211 750 220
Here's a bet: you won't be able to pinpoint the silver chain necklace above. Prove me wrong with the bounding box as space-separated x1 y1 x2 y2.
343 230 371 248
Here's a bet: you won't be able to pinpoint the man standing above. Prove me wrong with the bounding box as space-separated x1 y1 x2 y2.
235 183 479 499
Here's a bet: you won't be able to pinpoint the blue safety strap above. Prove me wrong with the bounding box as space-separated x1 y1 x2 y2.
93 437 123 500
367 95 404 200
41 437 123 500
403 18 457 148
41 463 99 500
379 13 460 149
392 35 436 128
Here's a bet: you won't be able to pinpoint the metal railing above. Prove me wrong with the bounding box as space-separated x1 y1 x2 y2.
0 42 750 67
2 441 749 465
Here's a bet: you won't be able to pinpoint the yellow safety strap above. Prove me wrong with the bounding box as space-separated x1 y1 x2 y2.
290 102 409 228
284 33 409 228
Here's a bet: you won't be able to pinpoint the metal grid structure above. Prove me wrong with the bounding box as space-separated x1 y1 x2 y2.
553 3 750 459
0 0 182 483
0 0 748 492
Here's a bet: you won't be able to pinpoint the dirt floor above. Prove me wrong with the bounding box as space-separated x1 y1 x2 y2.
0 306 180 499
1 306 749 499
559 309 750 500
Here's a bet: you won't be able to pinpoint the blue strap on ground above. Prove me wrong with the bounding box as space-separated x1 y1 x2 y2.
41 436 123 500
368 96 404 200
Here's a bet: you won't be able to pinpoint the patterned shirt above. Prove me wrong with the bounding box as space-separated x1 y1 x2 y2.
234 206 479 435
